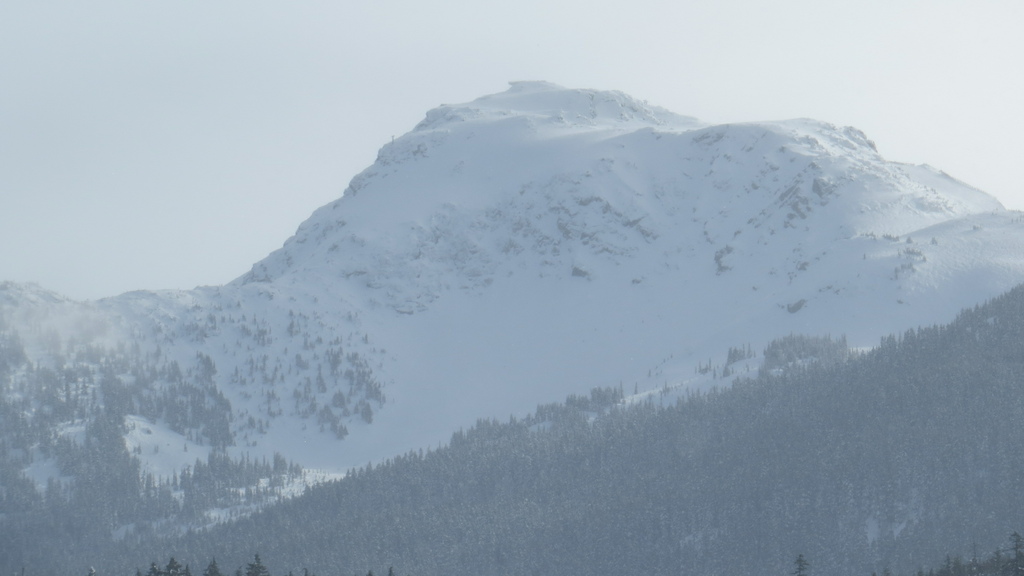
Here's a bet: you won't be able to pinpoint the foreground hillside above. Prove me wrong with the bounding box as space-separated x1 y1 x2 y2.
91 282 1024 576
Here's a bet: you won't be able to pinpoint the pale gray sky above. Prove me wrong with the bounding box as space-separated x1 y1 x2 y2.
2 1 1021 300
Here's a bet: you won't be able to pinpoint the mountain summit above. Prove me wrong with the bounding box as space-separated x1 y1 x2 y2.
3 81 1024 492
241 81 1000 307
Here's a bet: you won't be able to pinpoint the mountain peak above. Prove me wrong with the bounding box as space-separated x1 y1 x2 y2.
505 79 565 92
240 84 1004 301
413 81 701 134
9 83 1024 490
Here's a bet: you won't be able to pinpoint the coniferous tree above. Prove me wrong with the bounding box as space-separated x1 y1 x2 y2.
166 558 183 576
793 554 810 576
245 555 270 576
1009 532 1024 576
203 559 222 576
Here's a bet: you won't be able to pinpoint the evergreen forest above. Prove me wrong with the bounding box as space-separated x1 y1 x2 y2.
7 284 1024 575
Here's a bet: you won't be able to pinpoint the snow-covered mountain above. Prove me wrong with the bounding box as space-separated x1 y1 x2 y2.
4 81 1024 502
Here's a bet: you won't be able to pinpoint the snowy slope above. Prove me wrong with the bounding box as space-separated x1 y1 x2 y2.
4 81 1024 489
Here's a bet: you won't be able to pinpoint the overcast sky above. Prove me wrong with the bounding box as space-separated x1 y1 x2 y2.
2 1 1022 300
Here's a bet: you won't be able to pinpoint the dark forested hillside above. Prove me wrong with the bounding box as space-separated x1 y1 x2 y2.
72 285 1024 576
0 315 303 576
